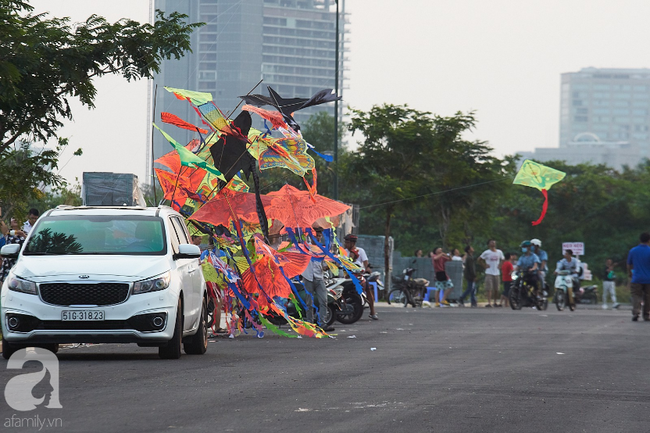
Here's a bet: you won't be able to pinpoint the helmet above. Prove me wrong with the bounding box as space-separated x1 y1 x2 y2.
344 234 358 242
520 240 532 248
530 238 542 247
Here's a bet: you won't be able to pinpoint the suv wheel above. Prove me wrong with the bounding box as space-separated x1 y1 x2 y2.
184 297 208 355
159 299 183 359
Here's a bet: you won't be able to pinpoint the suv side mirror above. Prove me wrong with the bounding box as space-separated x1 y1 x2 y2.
174 244 201 260
1 244 21 258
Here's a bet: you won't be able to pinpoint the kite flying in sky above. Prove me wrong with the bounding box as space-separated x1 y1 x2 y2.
513 159 566 226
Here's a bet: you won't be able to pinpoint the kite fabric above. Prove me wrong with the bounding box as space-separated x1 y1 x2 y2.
513 159 566 226
152 84 351 340
153 124 226 181
239 86 340 132
161 112 209 134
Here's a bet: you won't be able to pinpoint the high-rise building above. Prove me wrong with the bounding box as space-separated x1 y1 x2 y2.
519 67 649 169
560 67 650 157
148 0 348 181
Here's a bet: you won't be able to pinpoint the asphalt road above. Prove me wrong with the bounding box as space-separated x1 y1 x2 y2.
1 304 648 433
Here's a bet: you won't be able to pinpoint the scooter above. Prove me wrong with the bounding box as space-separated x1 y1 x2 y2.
553 270 574 311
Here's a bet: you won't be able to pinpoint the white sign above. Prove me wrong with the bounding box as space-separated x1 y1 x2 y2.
5 348 62 411
562 242 584 256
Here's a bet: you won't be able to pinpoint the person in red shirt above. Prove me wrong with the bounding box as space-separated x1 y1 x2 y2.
501 253 516 308
432 247 453 306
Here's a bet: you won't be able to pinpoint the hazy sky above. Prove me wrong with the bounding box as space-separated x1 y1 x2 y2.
29 0 650 186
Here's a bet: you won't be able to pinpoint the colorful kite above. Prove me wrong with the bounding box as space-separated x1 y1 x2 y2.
513 159 566 226
152 84 347 339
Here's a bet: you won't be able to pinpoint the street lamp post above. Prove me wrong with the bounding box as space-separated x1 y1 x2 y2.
333 0 339 200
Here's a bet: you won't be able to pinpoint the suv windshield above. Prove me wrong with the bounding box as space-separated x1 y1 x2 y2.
23 215 166 255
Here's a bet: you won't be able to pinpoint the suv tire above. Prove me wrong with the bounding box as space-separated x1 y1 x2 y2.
184 297 208 355
159 299 183 359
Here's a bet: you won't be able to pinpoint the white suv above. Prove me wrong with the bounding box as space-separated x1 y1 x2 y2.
1 206 208 359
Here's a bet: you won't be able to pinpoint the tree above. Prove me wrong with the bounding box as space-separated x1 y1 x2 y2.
347 104 438 279
346 105 514 278
0 139 74 219
0 1 202 211
301 111 346 198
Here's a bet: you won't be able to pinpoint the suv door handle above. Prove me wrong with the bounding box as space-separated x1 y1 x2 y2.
188 268 196 274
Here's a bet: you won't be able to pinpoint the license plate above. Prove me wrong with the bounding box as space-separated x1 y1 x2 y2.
61 310 105 321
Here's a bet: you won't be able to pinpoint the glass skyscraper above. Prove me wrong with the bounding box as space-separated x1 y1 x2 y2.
149 0 348 179
560 67 650 157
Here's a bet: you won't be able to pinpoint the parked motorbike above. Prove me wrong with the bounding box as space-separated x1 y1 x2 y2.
509 270 548 311
387 266 430 308
336 273 365 324
574 283 598 305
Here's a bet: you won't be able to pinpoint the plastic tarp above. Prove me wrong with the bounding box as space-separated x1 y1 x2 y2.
82 172 146 207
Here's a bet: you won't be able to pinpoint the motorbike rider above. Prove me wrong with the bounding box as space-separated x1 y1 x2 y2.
554 249 579 311
515 240 541 297
530 239 548 287
343 234 378 320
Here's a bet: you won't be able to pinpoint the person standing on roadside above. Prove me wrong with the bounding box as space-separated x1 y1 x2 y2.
478 239 505 307
432 247 453 306
458 246 477 307
302 228 334 331
0 218 27 282
602 258 619 310
627 232 650 322
22 208 39 235
501 253 516 308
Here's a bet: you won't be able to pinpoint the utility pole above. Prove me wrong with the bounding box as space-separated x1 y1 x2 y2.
333 0 340 200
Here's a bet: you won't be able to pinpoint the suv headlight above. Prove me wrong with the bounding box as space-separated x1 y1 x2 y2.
133 272 171 295
7 275 38 295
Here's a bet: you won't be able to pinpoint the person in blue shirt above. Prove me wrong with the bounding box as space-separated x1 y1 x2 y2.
531 238 548 285
516 240 541 297
627 232 650 322
516 241 541 272
555 249 580 311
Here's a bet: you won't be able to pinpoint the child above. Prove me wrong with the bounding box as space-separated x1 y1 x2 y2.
500 253 517 308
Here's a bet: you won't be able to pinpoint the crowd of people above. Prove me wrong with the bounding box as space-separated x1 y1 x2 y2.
411 237 628 312
0 208 39 283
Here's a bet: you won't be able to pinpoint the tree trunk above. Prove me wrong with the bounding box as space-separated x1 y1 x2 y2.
440 206 451 249
383 205 394 299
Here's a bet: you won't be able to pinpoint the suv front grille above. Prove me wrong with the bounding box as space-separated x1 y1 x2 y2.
39 283 131 306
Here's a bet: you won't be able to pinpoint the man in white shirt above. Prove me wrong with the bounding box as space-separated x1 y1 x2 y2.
22 208 40 235
343 234 378 320
478 239 505 307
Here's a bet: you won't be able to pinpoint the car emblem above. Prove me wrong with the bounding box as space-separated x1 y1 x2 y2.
79 275 90 279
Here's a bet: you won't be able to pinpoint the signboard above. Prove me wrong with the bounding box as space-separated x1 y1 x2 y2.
562 242 584 256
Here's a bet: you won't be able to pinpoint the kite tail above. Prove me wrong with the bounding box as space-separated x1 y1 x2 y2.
532 189 548 226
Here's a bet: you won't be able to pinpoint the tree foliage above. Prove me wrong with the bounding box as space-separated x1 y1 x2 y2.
344 104 514 269
0 0 201 217
0 0 202 150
